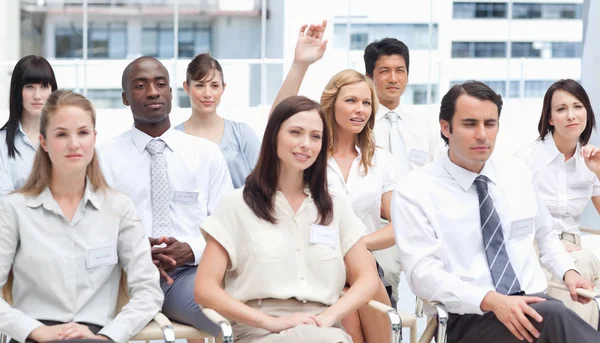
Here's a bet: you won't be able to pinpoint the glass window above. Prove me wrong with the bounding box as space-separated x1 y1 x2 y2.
55 22 127 59
405 84 438 105
525 80 554 98
551 42 582 58
87 89 125 109
509 80 521 98
452 42 506 58
350 32 368 51
179 88 191 108
511 42 541 58
453 2 507 18
143 22 211 58
334 23 438 50
513 3 581 19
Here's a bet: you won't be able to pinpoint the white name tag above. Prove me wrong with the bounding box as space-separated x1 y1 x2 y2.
87 246 117 269
511 218 533 238
408 149 428 165
309 224 339 248
173 191 199 203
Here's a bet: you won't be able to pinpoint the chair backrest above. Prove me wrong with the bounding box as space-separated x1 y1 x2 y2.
1 271 13 305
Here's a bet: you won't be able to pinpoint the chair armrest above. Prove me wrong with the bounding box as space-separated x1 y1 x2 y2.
431 302 449 343
202 308 233 343
366 300 402 343
580 228 600 235
547 281 598 299
151 312 175 343
415 296 424 317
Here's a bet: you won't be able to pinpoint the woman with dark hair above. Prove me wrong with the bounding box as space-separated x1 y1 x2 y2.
194 95 379 343
517 78 600 328
268 21 397 343
177 53 261 188
0 55 58 196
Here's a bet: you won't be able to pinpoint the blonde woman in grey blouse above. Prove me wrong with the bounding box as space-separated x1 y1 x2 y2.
0 91 163 343
177 53 261 188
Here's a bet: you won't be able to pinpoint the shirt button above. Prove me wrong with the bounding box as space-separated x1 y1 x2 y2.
302 300 307 304
296 247 301 252
300 276 305 280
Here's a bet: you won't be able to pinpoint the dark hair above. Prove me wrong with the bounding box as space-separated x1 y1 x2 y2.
439 81 503 145
538 79 596 145
243 96 333 225
363 38 410 78
186 53 224 84
3 55 58 158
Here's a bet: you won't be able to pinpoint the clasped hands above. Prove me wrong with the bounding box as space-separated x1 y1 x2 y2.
149 236 194 285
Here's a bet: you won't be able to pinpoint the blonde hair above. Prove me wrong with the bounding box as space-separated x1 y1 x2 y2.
320 69 378 174
18 90 109 196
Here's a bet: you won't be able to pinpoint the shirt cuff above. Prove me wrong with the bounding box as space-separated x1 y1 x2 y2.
553 260 578 282
98 320 130 343
458 285 492 315
179 236 206 265
12 316 44 343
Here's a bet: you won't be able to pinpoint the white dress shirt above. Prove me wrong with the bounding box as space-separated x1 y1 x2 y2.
392 153 576 315
0 124 37 196
0 182 163 343
327 147 400 234
201 188 365 305
374 104 441 173
98 127 233 265
517 133 600 235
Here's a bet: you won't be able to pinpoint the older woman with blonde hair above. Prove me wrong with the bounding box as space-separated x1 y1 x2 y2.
270 21 400 343
0 90 163 343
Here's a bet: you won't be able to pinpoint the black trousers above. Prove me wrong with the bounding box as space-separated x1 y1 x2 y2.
445 293 600 343
10 320 108 343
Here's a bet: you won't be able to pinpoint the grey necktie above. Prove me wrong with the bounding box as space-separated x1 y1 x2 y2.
385 111 410 175
474 175 521 295
146 139 171 237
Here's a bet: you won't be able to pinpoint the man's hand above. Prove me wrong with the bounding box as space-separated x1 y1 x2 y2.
564 269 595 304
481 291 547 342
151 237 194 272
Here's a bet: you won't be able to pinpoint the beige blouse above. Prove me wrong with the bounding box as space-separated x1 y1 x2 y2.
201 188 366 306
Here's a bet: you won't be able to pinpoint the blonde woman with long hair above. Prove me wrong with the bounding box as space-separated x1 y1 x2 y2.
0 90 163 343
270 21 400 343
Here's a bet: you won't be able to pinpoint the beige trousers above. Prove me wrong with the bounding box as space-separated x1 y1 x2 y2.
233 299 352 343
546 238 600 329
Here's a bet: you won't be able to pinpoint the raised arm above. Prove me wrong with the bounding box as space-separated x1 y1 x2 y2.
269 20 328 117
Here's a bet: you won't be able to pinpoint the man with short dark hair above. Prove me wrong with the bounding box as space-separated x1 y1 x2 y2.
363 38 441 300
393 80 600 342
99 56 233 339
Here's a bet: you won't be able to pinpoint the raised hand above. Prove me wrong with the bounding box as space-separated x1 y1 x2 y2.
581 145 600 176
294 19 328 66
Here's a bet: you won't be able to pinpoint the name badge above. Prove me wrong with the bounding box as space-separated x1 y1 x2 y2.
408 149 428 165
87 246 117 269
511 218 533 238
173 191 199 203
309 224 339 248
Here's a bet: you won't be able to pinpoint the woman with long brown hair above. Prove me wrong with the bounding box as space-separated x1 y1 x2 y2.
0 90 163 343
269 21 399 342
195 95 379 342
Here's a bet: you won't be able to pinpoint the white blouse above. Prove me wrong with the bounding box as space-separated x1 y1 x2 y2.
327 147 401 234
517 133 600 235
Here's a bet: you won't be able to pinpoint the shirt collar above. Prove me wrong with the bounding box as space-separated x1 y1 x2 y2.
375 102 397 119
26 177 104 211
131 126 176 154
541 132 579 166
442 152 498 192
16 122 26 137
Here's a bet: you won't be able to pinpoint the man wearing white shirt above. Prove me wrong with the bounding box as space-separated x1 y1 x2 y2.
364 38 440 174
98 57 233 338
363 38 441 301
393 80 599 342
